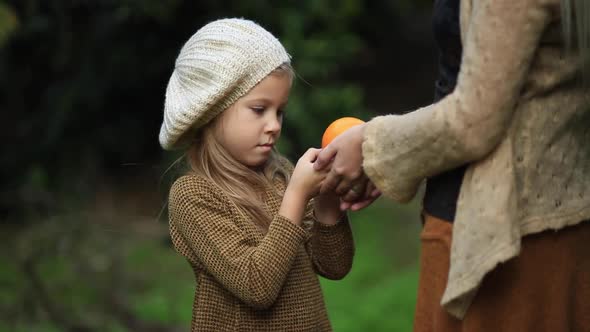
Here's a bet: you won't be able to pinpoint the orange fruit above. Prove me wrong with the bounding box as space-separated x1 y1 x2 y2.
321 117 365 148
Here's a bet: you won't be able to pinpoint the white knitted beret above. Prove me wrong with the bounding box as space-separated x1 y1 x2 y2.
159 18 291 150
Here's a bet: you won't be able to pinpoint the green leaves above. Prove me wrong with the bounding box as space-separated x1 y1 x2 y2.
0 3 18 48
266 1 368 157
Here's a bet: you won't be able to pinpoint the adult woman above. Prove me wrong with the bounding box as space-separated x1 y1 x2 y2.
315 0 590 330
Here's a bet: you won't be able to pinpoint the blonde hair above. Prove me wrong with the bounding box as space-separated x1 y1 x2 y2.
562 0 590 75
185 64 294 229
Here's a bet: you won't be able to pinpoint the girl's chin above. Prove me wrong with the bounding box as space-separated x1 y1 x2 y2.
245 158 270 169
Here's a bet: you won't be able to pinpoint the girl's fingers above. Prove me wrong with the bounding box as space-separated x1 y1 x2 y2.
302 148 322 162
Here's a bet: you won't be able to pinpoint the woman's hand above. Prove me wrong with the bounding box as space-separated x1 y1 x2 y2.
339 181 381 211
314 123 381 211
314 124 366 195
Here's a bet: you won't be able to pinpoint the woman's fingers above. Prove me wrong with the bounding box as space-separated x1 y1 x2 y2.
314 144 337 170
319 171 342 194
341 178 368 202
349 196 379 211
338 180 381 211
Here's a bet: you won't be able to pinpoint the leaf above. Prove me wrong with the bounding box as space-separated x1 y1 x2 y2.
0 3 18 48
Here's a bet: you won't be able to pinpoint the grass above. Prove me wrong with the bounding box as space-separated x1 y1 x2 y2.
320 198 422 331
0 197 423 331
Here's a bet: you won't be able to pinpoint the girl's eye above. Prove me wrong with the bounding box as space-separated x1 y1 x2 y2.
277 108 285 119
251 106 265 114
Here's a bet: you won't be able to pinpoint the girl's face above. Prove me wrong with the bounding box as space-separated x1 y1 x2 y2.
214 72 292 168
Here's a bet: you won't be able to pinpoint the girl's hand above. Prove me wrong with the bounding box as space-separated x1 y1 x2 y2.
313 193 342 226
280 148 327 225
289 148 327 199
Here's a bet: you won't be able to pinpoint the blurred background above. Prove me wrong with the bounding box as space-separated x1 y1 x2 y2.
1 0 439 331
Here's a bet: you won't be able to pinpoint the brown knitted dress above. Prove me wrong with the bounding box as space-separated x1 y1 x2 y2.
168 174 354 331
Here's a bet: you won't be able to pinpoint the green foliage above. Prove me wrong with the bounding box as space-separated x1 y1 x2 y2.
0 0 368 218
1 0 436 219
320 198 422 331
126 241 194 325
0 3 18 48
273 2 367 156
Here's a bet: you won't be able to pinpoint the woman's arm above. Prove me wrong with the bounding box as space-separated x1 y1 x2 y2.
362 0 552 202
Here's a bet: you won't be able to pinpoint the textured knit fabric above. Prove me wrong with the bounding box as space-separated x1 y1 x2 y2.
159 18 291 150
362 0 590 318
168 174 354 331
414 214 590 332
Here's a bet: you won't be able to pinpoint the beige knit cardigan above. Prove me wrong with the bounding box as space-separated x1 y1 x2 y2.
362 0 590 319
168 174 354 331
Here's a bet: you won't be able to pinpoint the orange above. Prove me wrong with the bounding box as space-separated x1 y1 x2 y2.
321 117 365 148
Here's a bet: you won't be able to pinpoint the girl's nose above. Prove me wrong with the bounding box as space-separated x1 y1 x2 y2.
265 115 282 133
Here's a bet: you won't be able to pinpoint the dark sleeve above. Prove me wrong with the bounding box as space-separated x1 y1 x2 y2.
424 0 466 222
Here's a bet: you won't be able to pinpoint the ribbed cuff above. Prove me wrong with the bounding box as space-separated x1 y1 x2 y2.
362 115 419 203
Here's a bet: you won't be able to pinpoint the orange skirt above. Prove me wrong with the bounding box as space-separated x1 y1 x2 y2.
414 214 590 332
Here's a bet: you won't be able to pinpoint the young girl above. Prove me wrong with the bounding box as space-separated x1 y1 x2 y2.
159 18 354 332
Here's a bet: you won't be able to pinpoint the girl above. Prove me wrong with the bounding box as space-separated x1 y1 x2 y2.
159 18 354 332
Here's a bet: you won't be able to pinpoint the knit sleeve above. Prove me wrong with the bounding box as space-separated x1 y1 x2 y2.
305 213 355 280
362 0 551 203
168 175 308 310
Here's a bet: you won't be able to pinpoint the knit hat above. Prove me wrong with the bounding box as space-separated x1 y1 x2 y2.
159 18 291 150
